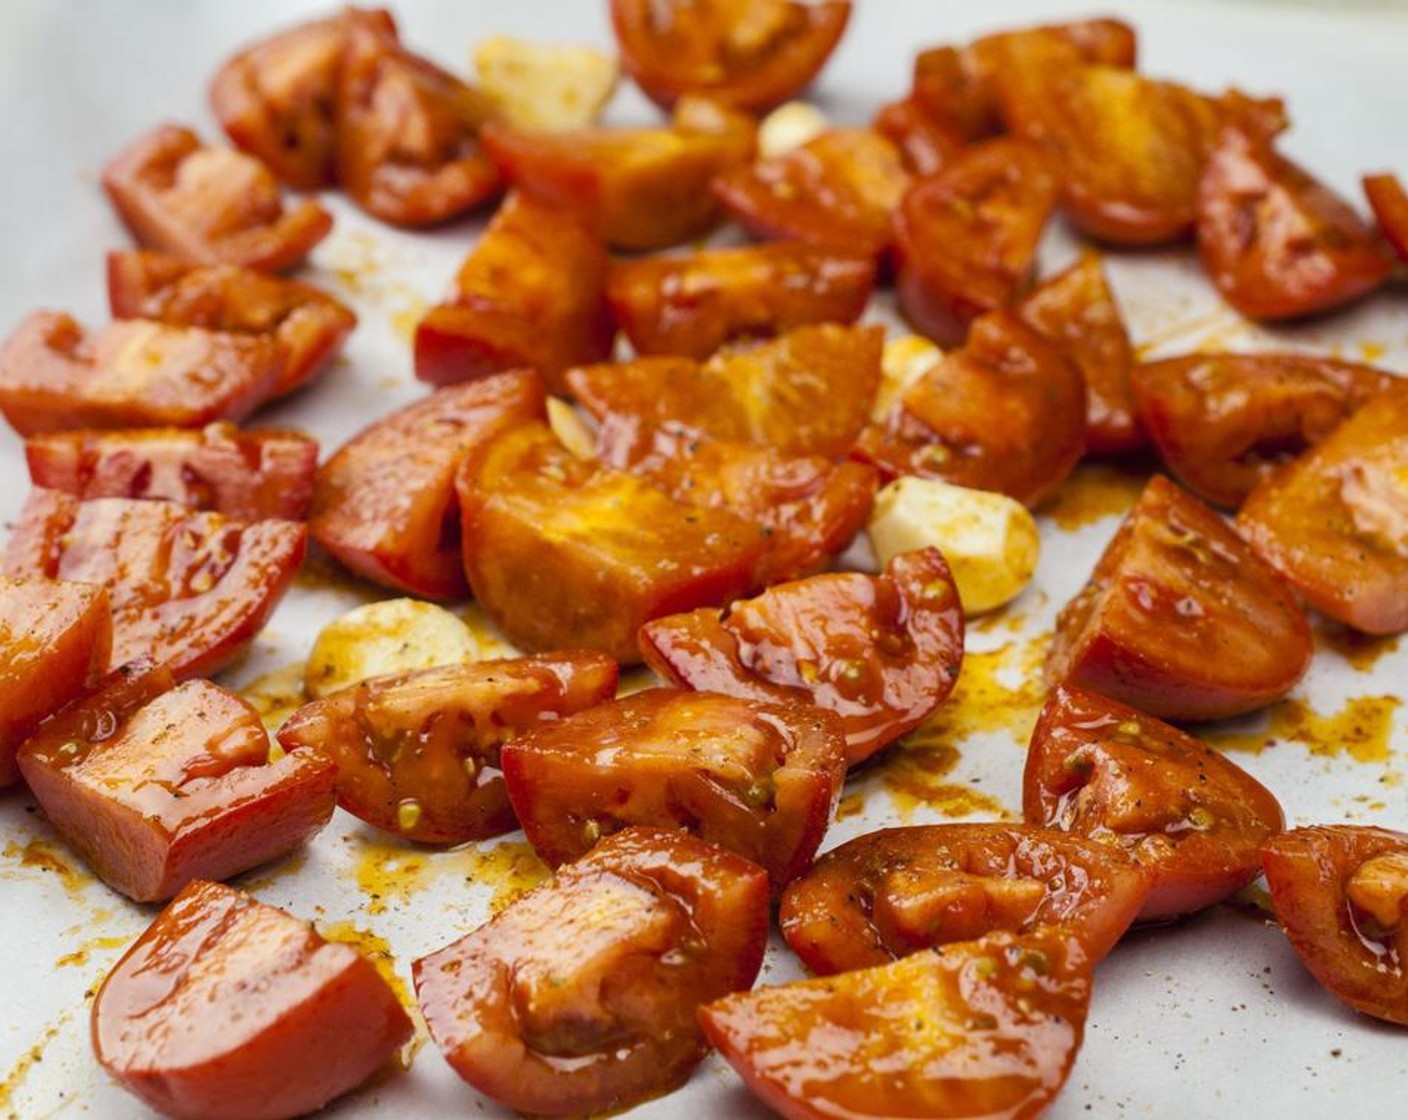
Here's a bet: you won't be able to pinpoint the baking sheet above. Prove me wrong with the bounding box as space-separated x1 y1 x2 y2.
1 1 1406 1116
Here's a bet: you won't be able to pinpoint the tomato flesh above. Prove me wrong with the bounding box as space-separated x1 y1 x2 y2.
1364 171 1408 263
873 97 965 177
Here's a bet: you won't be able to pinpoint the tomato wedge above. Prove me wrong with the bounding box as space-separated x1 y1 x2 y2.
414 827 769 1117
780 823 1150 975
1026 684 1285 922
1262 825 1408 1026
700 929 1092 1120
640 548 963 767
93 879 412 1120
1046 474 1311 720
277 652 618 844
1364 171 1408 263
872 97 965 177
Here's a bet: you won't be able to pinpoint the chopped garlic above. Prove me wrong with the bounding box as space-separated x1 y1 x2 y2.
874 334 943 422
304 598 482 698
758 100 829 159
547 397 598 461
472 36 619 131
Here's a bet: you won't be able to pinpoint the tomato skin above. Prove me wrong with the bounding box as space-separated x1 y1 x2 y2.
1262 825 1408 1026
1025 684 1285 922
26 423 319 522
640 549 963 767
277 652 618 844
700 929 1092 1120
780 823 1150 975
872 97 965 178
0 577 110 788
1047 474 1311 721
93 879 412 1120
1364 171 1408 262
4 489 306 682
310 370 546 600
606 242 875 361
610 0 851 113
414 827 769 1117
1237 382 1408 635
18 669 335 902
1131 352 1397 509
1198 127 1391 320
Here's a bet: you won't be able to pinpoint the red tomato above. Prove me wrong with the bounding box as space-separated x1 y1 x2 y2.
335 20 501 227
501 689 845 889
414 827 769 1117
106 250 356 400
102 124 331 271
93 879 412 1120
610 0 851 113
209 7 399 189
1364 171 1408 263
458 421 765 663
4 489 306 681
606 242 875 361
779 823 1150 974
1046 474 1311 720
0 577 110 788
414 193 613 395
1238 382 1408 635
277 652 618 844
872 97 965 177
894 139 1059 346
17 669 335 902
1025 684 1285 922
1015 253 1143 456
639 548 963 767
857 309 1086 507
700 929 1092 1120
1198 127 1391 320
26 423 319 522
0 312 284 437
1262 825 1408 1026
310 370 545 600
1131 352 1397 508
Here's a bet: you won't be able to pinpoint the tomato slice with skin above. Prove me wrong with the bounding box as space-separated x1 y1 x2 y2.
414 826 770 1117
1025 684 1285 922
700 929 1092 1120
277 652 618 845
1262 825 1408 1026
1237 381 1408 635
640 548 963 767
1364 171 1408 263
310 370 546 600
1131 352 1398 509
779 822 1150 975
872 97 965 177
17 668 335 903
1046 474 1311 721
93 879 412 1120
610 0 851 113
1198 127 1392 320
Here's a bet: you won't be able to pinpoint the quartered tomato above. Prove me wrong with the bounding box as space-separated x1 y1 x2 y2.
4 489 306 681
872 97 965 177
26 424 319 522
610 0 851 112
414 827 769 1117
779 823 1150 975
93 880 412 1120
1131 352 1397 508
1015 253 1143 456
1364 171 1408 262
277 652 618 844
894 139 1058 346
1198 127 1392 320
858 309 1086 507
0 577 110 789
1238 382 1408 635
17 668 335 902
640 548 963 767
1046 474 1311 720
700 929 1092 1120
0 311 284 437
101 124 331 271
501 689 845 889
1026 684 1285 922
415 193 612 394
1262 825 1408 1026
310 370 545 600
606 242 875 361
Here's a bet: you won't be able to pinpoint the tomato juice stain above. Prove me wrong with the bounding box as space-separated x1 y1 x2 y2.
352 837 549 918
1205 695 1402 763
1042 463 1147 531
921 637 1050 747
1 837 92 903
238 661 308 733
0 1012 70 1118
1314 622 1401 673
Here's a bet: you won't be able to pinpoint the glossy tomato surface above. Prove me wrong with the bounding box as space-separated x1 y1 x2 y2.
1364 171 1408 262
